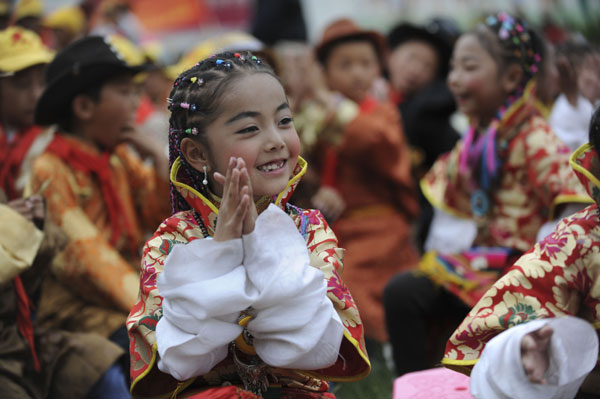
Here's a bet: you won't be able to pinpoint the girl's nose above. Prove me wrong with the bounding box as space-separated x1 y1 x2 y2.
265 127 285 151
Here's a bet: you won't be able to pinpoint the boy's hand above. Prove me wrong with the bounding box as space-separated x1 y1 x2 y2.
8 195 45 227
213 157 250 241
121 128 169 179
521 325 554 384
311 186 345 222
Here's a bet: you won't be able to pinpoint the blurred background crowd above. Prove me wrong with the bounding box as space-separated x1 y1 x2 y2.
1 0 600 398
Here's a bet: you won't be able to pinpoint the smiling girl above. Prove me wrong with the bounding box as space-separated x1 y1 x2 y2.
383 12 591 376
126 52 370 399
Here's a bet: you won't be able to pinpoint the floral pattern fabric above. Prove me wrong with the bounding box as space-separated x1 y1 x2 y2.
127 157 370 399
442 144 600 373
420 109 591 307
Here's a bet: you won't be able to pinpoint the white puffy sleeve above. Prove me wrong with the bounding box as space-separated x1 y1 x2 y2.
470 316 598 399
155 237 255 381
155 204 344 381
242 204 344 370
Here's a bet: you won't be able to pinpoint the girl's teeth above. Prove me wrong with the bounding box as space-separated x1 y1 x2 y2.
259 161 284 171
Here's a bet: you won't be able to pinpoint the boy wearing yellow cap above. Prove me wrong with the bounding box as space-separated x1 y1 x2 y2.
0 25 53 201
0 26 130 399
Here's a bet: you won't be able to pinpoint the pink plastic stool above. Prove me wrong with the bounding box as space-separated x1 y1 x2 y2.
393 367 474 399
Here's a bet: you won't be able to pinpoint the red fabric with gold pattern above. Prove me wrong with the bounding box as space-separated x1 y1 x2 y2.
442 144 600 374
420 92 591 308
127 157 370 399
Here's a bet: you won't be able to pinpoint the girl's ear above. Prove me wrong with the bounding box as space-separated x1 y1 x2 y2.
502 63 524 94
72 94 95 121
180 137 210 172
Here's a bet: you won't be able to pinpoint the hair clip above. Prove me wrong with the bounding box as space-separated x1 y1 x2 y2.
179 102 197 111
189 77 204 86
168 101 197 112
185 128 199 136
215 59 233 68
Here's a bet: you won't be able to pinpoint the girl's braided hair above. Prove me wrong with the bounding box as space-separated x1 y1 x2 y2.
167 51 278 214
472 12 545 93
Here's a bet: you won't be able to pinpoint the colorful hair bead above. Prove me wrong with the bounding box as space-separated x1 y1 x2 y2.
185 128 199 135
190 77 197 83
180 102 190 109
216 59 224 65
234 53 241 58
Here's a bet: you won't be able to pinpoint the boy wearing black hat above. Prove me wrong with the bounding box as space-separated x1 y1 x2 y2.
28 35 170 359
0 27 131 399
386 21 461 253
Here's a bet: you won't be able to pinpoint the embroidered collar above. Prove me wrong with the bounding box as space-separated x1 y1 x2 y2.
570 143 600 206
170 156 307 236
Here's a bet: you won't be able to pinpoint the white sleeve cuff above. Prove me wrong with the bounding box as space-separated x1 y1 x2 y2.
156 237 256 380
471 316 598 399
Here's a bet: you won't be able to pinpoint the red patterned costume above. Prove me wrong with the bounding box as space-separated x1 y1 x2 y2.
127 157 370 398
443 143 600 374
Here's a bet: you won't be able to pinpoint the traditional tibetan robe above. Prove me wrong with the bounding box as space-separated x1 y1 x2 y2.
420 98 591 308
127 157 370 399
28 133 171 337
443 143 600 379
295 95 420 342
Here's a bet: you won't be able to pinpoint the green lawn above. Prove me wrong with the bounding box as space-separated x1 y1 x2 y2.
331 339 395 399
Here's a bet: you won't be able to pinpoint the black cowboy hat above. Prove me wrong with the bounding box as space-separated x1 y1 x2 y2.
387 21 456 78
35 35 146 126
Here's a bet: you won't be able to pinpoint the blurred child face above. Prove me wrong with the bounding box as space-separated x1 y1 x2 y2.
578 52 600 105
203 73 301 198
324 41 380 103
447 34 507 125
85 73 140 150
388 40 439 97
0 64 45 130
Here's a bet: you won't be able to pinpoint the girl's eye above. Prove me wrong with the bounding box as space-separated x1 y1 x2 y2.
279 117 293 126
236 126 259 134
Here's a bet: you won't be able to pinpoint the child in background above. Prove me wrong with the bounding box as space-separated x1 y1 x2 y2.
0 26 54 201
386 20 459 179
386 20 461 252
306 17 419 344
0 27 129 399
28 36 171 357
548 41 597 151
127 51 370 399
446 106 600 398
384 12 591 376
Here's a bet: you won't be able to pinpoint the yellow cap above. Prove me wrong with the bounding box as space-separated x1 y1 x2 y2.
141 40 162 65
0 1 10 16
165 31 264 81
13 0 43 20
43 6 85 35
0 26 54 74
106 34 145 67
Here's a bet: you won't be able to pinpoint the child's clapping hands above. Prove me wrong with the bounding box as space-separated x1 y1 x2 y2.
213 157 258 241
521 324 554 384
